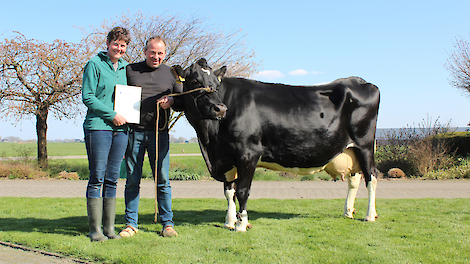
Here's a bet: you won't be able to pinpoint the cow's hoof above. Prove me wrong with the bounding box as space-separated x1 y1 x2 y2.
343 208 355 219
364 215 376 222
234 222 252 232
235 227 247 232
343 213 354 219
223 223 235 230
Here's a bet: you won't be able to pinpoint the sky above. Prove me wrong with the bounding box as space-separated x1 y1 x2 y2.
1 0 470 141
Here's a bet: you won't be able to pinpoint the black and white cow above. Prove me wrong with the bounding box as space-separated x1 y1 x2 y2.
174 59 380 231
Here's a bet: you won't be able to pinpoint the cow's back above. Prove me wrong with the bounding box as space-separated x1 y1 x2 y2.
216 77 379 169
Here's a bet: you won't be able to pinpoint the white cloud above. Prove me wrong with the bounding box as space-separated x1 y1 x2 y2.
253 69 325 81
253 70 285 80
288 69 308 76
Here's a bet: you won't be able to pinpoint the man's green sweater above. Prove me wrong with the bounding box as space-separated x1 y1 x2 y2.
82 52 128 131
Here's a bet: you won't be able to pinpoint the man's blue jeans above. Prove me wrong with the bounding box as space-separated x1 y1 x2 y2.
124 129 173 228
85 130 128 198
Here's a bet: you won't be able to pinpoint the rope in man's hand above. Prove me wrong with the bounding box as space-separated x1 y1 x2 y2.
153 86 213 222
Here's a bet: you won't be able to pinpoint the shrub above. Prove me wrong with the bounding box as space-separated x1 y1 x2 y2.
0 162 48 179
169 169 204 180
375 116 458 177
47 159 89 180
423 157 470 179
57 171 80 180
300 171 332 181
12 144 36 164
433 132 470 156
375 145 417 176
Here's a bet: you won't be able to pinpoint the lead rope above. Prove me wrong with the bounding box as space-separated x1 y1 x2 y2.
154 86 212 223
154 103 159 223
157 87 212 131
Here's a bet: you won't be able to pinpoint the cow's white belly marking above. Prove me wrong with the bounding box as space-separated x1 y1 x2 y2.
225 167 238 182
257 161 326 175
224 144 358 181
223 161 326 182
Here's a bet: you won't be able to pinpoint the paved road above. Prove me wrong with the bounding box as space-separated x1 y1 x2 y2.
1 178 470 263
2 178 470 199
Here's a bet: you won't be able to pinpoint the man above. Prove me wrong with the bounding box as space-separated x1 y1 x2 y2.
119 36 183 238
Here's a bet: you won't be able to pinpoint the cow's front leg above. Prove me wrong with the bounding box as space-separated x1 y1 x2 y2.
236 210 249 232
234 162 256 232
344 173 361 219
364 174 378 221
235 189 250 232
224 182 237 229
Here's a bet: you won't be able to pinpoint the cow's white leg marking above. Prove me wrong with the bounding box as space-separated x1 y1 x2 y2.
224 188 237 229
344 173 361 219
235 210 249 232
364 175 378 221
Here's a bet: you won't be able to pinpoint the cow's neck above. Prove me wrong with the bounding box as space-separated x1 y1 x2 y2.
193 119 220 175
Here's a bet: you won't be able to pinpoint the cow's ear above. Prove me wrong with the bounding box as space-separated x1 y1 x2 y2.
214 66 227 81
171 65 185 82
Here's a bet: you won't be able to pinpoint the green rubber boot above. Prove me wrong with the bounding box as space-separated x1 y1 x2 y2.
87 198 108 242
103 198 121 240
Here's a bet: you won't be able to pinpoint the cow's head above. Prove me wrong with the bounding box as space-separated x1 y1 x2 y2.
173 58 227 121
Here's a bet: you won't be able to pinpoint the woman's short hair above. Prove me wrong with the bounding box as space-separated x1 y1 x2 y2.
106 27 131 44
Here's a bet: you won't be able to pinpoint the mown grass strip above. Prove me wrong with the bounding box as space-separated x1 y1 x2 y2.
0 197 469 263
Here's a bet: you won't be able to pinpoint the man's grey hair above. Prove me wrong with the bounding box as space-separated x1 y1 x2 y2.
144 36 166 51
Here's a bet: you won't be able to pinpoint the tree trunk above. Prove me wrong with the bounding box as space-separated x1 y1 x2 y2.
36 107 48 166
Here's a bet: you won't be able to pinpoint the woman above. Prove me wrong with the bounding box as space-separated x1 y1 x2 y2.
82 26 130 242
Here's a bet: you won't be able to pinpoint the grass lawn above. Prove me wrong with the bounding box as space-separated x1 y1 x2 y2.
0 142 88 157
0 197 469 263
0 142 201 157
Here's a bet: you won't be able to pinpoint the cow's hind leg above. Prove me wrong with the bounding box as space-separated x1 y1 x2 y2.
364 174 378 221
344 173 361 219
352 146 378 221
224 181 237 230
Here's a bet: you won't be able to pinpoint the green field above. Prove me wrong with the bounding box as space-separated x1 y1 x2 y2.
1 142 322 181
0 142 201 157
0 197 468 263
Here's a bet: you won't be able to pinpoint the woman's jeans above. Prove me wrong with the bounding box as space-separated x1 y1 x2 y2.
85 130 128 198
124 129 173 228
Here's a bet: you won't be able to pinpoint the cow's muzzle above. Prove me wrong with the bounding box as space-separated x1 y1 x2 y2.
213 104 228 120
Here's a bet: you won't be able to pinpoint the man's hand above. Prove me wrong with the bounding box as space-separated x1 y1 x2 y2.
158 96 174 109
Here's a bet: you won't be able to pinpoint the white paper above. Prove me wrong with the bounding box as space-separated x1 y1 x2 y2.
114 84 142 124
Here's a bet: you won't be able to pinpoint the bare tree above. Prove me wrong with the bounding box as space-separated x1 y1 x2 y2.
0 33 90 165
82 11 259 76
80 10 260 129
446 34 470 116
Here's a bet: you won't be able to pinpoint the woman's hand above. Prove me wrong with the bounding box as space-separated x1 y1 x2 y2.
112 113 127 127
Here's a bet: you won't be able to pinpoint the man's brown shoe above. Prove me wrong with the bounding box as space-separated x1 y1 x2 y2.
162 226 178 237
